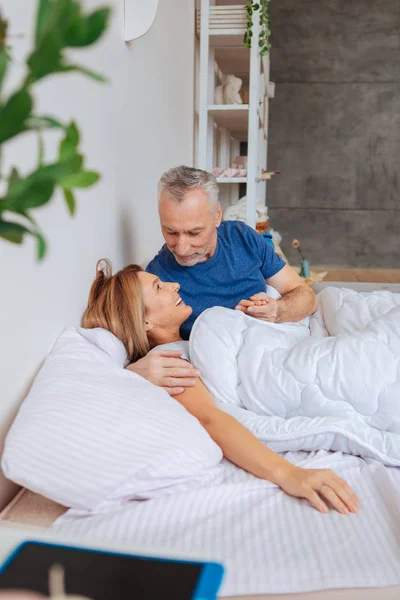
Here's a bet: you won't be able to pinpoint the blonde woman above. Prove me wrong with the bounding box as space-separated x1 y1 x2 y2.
82 260 360 516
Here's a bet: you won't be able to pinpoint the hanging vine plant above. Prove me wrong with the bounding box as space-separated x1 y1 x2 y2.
244 0 271 56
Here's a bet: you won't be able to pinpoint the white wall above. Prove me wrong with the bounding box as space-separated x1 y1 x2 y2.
0 0 195 509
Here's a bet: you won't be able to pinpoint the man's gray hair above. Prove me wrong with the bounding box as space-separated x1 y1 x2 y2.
158 165 219 207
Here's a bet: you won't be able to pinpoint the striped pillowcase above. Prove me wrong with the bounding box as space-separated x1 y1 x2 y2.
2 327 223 512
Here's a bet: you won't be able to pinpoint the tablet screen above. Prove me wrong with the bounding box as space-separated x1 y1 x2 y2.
0 541 220 599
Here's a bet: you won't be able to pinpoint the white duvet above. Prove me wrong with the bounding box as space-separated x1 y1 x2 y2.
190 286 400 465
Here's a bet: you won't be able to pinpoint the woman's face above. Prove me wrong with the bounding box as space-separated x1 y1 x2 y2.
137 272 192 332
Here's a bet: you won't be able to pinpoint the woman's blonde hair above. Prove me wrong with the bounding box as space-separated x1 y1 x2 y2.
81 259 150 362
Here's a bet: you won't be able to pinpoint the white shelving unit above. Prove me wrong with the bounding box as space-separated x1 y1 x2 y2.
196 0 275 229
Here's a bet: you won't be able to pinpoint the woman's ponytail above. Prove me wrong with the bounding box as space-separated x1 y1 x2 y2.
86 259 112 308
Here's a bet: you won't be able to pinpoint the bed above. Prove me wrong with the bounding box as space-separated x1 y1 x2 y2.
2 281 400 599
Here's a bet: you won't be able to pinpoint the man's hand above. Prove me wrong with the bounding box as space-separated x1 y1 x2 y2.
235 292 279 323
126 350 199 396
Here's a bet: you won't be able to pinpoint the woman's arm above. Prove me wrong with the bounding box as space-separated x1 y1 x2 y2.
173 379 359 515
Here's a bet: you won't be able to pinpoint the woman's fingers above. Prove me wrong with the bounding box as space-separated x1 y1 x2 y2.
285 468 360 515
234 305 247 312
319 484 351 515
237 299 254 307
306 489 329 514
324 473 360 513
235 298 269 311
250 292 269 301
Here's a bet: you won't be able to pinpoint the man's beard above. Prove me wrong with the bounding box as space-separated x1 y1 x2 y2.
172 250 207 267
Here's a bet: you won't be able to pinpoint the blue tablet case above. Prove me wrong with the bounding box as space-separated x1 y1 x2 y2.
0 540 224 599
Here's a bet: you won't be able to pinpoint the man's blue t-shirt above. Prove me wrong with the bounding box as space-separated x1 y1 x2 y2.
146 220 285 340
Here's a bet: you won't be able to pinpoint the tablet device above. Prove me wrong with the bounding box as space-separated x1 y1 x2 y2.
0 540 224 599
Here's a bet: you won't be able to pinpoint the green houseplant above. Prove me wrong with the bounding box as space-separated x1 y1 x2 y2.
0 0 111 259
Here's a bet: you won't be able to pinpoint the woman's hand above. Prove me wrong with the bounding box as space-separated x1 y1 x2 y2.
235 293 279 322
277 465 360 515
171 381 360 516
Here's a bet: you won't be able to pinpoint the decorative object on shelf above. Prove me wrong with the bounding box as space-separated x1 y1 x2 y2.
244 0 271 56
261 231 274 247
223 195 268 226
0 0 110 260
256 219 268 233
214 74 243 105
294 266 328 285
213 165 247 178
292 238 314 281
240 88 249 104
257 169 280 181
235 155 248 169
270 229 288 263
124 0 159 42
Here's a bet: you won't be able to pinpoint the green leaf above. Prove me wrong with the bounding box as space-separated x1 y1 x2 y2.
0 220 29 244
60 170 100 188
59 121 80 160
25 115 64 130
0 217 47 259
35 0 70 46
35 0 51 45
59 138 76 160
38 130 44 166
66 121 79 145
64 7 111 47
21 180 55 210
27 32 62 82
36 231 47 260
63 187 76 215
60 63 107 82
4 178 55 212
40 153 83 180
7 167 23 196
83 8 111 46
0 88 32 144
0 47 9 92
3 156 82 210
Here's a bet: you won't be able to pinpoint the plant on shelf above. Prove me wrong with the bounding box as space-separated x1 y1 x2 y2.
292 239 311 279
244 0 271 57
0 0 111 260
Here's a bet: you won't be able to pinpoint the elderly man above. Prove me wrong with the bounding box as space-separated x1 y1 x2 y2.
129 165 317 394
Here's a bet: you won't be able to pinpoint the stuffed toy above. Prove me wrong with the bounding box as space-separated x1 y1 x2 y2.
214 74 243 105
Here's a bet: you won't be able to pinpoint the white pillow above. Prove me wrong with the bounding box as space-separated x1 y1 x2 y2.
2 327 223 512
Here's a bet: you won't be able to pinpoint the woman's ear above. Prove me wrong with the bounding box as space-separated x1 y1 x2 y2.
144 319 153 332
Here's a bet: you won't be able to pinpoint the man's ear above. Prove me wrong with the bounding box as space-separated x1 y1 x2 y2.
144 319 153 332
215 202 222 227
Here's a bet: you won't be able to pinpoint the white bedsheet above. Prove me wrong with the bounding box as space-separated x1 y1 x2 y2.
50 450 400 597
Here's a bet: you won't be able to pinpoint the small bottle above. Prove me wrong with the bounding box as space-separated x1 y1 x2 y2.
262 231 274 248
300 258 310 279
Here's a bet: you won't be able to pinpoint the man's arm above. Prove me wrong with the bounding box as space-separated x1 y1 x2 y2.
267 264 318 322
236 264 318 323
172 378 359 515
